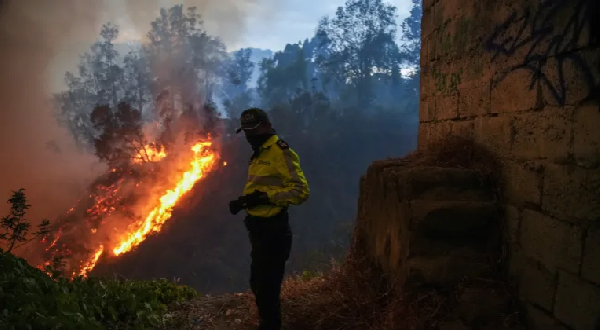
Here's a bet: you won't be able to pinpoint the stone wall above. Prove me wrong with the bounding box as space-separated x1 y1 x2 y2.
418 0 600 329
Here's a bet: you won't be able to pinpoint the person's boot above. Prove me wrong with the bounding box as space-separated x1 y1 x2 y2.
257 318 281 330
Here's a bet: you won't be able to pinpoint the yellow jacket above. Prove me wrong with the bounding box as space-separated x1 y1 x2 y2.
244 135 309 217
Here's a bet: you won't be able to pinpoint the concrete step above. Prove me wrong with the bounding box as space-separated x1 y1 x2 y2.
410 200 501 240
407 254 493 287
397 166 494 201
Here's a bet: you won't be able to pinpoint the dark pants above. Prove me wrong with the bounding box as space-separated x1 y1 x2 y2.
244 210 292 330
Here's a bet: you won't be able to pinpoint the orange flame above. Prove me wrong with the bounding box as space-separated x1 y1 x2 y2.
79 245 104 277
41 140 217 278
112 141 215 256
132 146 167 164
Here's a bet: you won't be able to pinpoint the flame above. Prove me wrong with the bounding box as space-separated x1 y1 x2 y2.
113 141 215 255
132 145 167 164
79 245 104 277
39 140 217 278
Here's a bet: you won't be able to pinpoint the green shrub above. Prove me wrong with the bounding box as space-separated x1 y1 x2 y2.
0 251 198 330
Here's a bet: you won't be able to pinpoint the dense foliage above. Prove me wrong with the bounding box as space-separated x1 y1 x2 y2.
1 189 50 253
0 251 197 330
0 190 197 330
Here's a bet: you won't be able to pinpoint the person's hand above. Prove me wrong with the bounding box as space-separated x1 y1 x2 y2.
229 199 244 215
243 190 270 208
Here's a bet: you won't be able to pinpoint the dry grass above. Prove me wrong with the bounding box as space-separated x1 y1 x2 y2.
279 250 457 330
278 255 522 330
281 254 388 330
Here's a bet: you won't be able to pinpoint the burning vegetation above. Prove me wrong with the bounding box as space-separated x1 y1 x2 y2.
38 100 221 278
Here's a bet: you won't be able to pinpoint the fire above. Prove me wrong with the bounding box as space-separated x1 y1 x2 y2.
113 141 215 255
79 245 104 277
132 145 167 164
38 139 218 278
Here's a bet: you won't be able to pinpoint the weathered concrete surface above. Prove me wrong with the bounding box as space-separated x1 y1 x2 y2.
354 163 515 328
419 0 600 329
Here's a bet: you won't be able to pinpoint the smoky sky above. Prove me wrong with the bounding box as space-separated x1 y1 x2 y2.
0 0 272 232
0 0 106 224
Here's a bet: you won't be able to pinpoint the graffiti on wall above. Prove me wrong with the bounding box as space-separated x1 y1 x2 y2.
485 0 599 106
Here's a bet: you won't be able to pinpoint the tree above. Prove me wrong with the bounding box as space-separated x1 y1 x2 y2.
221 48 255 119
226 48 254 91
55 23 125 148
123 49 152 119
0 189 50 253
90 102 157 169
54 5 229 150
145 5 227 121
316 0 401 108
257 43 310 106
400 0 422 67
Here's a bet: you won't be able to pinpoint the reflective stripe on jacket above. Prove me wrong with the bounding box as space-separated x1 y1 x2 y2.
243 135 309 217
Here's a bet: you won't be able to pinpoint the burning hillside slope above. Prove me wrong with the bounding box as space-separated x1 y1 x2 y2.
38 116 222 277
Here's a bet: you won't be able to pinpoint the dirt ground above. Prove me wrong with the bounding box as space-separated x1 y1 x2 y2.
164 292 259 330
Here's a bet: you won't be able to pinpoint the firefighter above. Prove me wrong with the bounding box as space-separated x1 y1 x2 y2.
229 107 310 330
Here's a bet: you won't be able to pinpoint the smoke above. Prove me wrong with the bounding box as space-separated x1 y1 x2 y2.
0 0 271 253
0 1 106 229
123 0 277 47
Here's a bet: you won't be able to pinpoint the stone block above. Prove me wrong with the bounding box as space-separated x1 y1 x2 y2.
400 166 493 200
418 123 430 150
432 0 455 31
458 80 491 118
539 106 574 161
421 64 436 100
582 225 600 285
510 107 573 161
410 200 499 239
518 257 557 311
421 5 436 38
507 246 527 278
428 120 453 143
409 234 489 258
519 208 582 274
542 163 600 226
554 271 600 330
524 304 569 330
428 30 438 61
407 255 492 287
490 69 539 113
435 20 460 60
420 37 429 66
502 160 543 206
456 52 493 83
436 92 459 120
541 49 600 107
422 0 436 11
485 1 544 73
574 104 600 168
453 17 486 54
438 321 469 330
420 98 435 123
450 119 475 138
474 115 512 156
505 204 520 245
457 287 512 325
431 62 462 99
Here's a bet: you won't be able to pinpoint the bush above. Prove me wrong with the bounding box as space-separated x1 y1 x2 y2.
0 251 197 330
